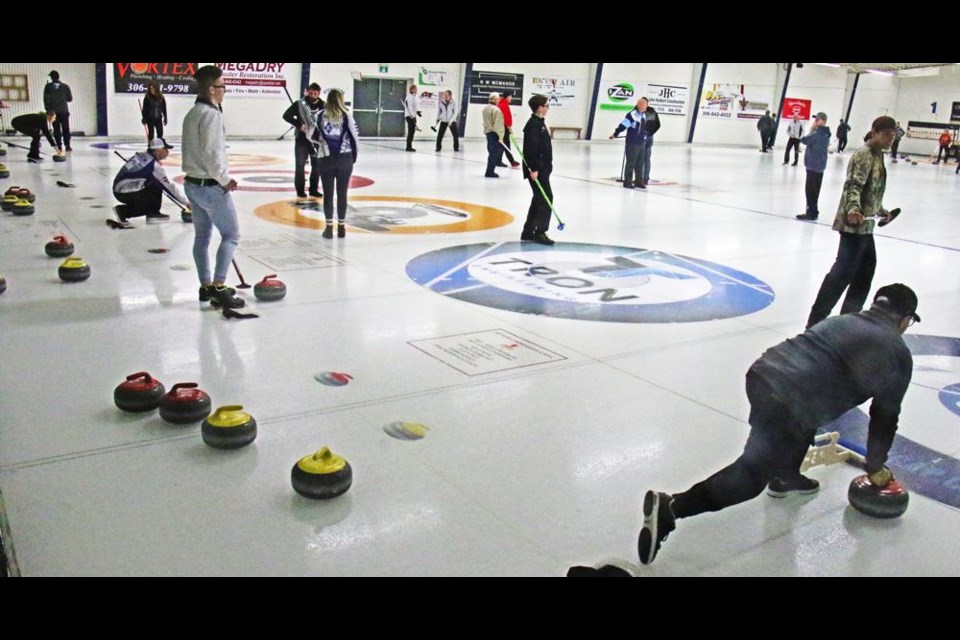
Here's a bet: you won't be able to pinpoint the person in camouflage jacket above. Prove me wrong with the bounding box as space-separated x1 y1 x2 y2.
806 116 901 329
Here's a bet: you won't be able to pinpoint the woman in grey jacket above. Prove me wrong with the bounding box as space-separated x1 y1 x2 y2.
311 89 360 239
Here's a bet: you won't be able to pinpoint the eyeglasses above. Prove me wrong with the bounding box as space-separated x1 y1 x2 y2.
211 85 227 90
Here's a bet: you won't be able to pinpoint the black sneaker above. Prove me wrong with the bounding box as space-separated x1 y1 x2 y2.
113 205 129 223
337 223 346 238
208 285 245 309
485 172 499 178
520 231 535 241
146 213 170 222
296 191 307 198
623 182 635 189
28 157 43 163
766 475 820 498
638 490 676 565
406 148 416 152
636 182 647 190
322 225 333 239
199 284 235 302
795 213 818 221
308 191 322 198
566 560 639 578
533 232 555 246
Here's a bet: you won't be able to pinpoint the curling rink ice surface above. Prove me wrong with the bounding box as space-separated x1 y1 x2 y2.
1 135 959 576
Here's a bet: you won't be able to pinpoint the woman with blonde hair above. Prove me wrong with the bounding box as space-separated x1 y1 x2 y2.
141 82 167 142
311 89 360 239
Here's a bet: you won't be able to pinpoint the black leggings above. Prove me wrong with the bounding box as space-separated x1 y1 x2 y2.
318 154 354 221
145 119 164 141
671 372 812 519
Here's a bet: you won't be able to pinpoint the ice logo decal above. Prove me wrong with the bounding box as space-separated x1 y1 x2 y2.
406 242 775 323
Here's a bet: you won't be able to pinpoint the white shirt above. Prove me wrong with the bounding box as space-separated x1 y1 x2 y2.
436 98 458 123
787 120 804 139
181 100 232 187
403 93 419 118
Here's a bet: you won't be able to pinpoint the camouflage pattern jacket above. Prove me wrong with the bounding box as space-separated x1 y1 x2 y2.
832 144 888 235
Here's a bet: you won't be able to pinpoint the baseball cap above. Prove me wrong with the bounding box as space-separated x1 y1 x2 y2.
873 283 920 323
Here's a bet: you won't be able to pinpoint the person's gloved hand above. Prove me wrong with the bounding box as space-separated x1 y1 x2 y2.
867 466 895 488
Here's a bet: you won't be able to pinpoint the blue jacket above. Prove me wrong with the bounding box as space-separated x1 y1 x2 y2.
613 109 651 145
801 126 831 173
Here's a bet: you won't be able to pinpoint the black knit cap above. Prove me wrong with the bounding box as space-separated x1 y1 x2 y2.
874 283 920 323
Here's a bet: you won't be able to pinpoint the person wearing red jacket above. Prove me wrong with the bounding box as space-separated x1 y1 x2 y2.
935 129 954 164
497 90 521 169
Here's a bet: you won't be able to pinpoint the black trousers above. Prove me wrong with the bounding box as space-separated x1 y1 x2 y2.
435 121 460 151
784 138 800 164
405 116 417 150
52 112 71 150
837 137 848 152
766 131 776 150
806 232 877 328
671 371 812 519
804 170 824 217
937 144 951 162
294 136 320 196
318 153 353 221
115 187 163 218
524 168 553 234
623 142 646 184
502 129 517 164
760 130 771 151
145 119 164 141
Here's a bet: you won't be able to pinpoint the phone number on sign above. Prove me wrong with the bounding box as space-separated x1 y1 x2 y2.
123 83 193 93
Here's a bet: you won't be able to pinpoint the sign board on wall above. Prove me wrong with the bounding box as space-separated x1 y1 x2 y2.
699 84 772 120
114 62 198 95
951 101 960 122
781 97 812 120
418 68 448 87
469 71 524 105
216 63 288 98
600 81 688 115
646 84 688 115
530 77 578 108
906 121 960 140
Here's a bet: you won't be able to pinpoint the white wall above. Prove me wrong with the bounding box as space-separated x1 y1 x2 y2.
107 63 304 139
309 62 462 141
0 62 97 135
781 64 847 132
591 62 697 143
694 63 778 145
463 62 592 139
846 72 900 152
893 65 960 155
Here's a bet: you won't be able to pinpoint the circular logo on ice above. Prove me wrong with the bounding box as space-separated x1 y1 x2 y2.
406 242 775 323
940 383 960 417
607 83 635 103
255 196 513 234
175 170 374 193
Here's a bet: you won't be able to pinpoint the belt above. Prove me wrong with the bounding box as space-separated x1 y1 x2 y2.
184 176 220 187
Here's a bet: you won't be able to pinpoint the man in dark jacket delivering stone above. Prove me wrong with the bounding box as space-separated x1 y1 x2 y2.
638 283 919 565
